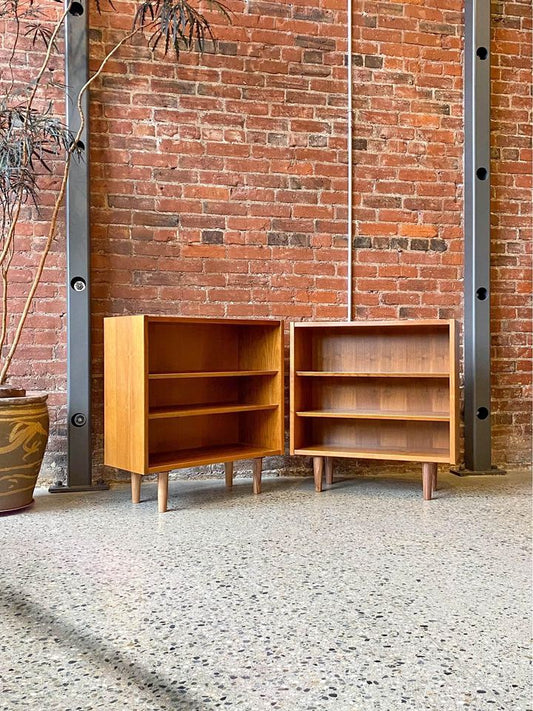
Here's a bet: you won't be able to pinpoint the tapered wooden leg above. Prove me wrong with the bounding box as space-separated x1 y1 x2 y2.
433 466 438 492
252 458 262 495
422 462 437 501
325 457 334 486
225 461 234 488
313 457 324 492
131 473 142 504
158 471 169 513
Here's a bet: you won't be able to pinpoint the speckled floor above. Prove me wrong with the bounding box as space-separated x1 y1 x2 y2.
1 468 531 711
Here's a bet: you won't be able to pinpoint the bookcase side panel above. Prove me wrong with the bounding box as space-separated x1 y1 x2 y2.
104 316 147 474
277 323 285 452
239 409 281 451
449 320 460 464
290 325 307 453
238 322 284 451
237 324 280 371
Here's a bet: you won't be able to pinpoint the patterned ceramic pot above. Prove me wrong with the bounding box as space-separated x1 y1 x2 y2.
0 393 49 513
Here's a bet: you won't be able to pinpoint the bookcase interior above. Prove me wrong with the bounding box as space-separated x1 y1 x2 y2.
148 409 280 470
294 377 450 418
290 320 459 499
294 324 450 375
148 321 280 375
295 419 451 462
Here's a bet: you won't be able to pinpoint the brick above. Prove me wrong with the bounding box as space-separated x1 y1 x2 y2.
3 0 528 482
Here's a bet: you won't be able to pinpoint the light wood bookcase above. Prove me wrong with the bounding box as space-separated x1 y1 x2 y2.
104 316 284 512
290 320 459 499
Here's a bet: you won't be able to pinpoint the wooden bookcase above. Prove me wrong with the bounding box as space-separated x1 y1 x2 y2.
104 316 284 512
290 320 459 499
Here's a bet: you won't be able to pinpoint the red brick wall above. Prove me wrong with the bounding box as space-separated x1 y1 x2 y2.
3 0 531 479
490 0 532 466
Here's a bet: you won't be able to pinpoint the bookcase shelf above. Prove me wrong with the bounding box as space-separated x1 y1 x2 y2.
293 444 451 463
148 444 280 473
149 370 277 380
295 409 449 421
295 371 450 379
105 316 284 512
149 403 278 419
290 320 459 500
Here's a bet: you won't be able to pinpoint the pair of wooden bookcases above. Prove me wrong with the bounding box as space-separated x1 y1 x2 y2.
104 316 459 512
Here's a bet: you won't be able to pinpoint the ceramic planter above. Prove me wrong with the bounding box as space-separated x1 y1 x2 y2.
0 392 49 512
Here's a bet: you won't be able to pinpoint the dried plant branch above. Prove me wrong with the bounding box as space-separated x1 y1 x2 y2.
0 0 230 384
0 3 71 279
0 19 154 384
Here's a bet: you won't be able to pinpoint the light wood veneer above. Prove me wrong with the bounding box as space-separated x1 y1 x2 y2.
104 316 284 512
290 320 459 500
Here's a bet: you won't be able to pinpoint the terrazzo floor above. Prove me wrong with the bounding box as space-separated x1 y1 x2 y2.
1 467 531 711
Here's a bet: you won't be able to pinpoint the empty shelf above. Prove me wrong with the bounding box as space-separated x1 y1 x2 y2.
149 403 278 419
295 409 449 422
149 370 278 379
295 371 450 379
294 444 451 463
148 443 280 472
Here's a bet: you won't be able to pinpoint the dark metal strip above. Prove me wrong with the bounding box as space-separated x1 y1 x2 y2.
463 0 493 471
55 0 94 488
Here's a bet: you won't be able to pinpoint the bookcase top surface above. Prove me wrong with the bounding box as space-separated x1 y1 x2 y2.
292 319 455 329
104 315 283 327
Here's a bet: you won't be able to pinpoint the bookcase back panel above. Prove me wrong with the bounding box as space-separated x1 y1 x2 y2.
309 419 450 454
296 326 449 374
149 414 239 455
301 378 450 415
148 409 280 457
149 375 279 410
148 323 240 373
149 379 238 409
148 322 281 374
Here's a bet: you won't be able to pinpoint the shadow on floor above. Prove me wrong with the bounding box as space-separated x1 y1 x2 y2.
0 581 202 710
30 468 530 518
132 475 307 512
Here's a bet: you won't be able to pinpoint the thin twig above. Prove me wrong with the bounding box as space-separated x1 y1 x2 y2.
0 19 157 384
0 4 71 272
0 263 10 357
0 1 226 383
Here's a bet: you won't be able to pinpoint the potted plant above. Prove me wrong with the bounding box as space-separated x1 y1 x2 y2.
0 0 228 511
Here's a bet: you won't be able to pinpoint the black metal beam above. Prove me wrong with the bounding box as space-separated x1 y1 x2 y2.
50 0 107 492
456 0 504 476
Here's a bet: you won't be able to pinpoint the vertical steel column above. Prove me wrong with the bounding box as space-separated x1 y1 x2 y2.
459 0 502 475
50 0 107 491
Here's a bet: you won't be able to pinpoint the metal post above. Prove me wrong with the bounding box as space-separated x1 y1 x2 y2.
50 0 107 492
454 0 504 476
